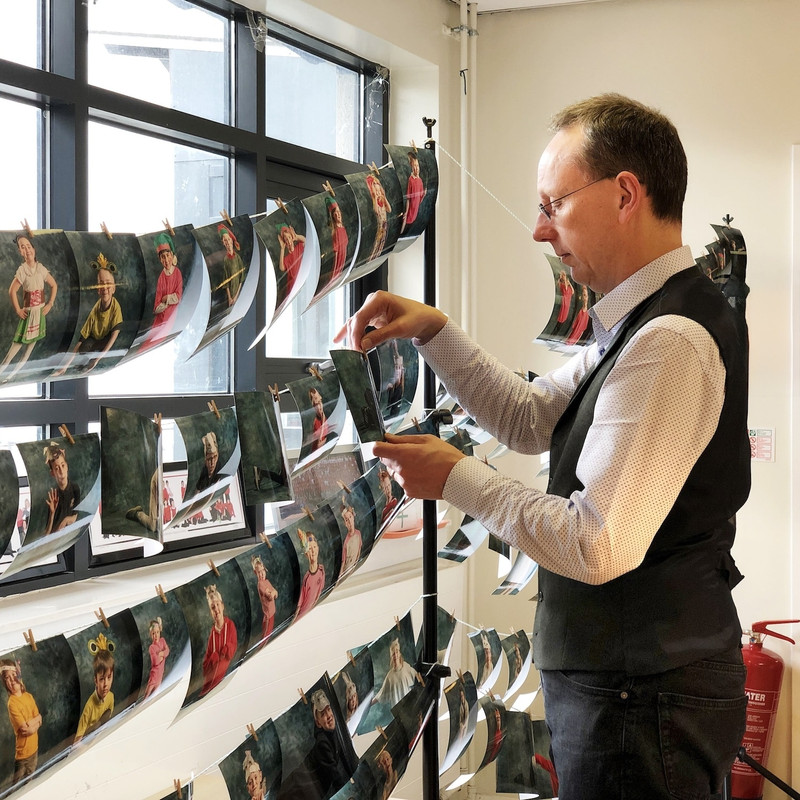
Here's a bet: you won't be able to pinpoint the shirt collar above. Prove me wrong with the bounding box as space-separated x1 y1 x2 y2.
589 245 694 352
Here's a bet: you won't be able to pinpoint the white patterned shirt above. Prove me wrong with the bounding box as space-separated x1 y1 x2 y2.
420 246 726 585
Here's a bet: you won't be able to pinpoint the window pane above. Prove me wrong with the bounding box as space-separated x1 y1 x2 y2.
87 121 231 395
266 37 360 161
88 0 229 124
0 99 41 229
0 2 41 69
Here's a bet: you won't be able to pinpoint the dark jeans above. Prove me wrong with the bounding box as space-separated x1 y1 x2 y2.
540 646 747 800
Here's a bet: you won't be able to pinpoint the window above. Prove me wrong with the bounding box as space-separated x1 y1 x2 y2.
0 1 388 593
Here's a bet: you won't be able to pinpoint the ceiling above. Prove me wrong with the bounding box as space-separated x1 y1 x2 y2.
471 0 615 14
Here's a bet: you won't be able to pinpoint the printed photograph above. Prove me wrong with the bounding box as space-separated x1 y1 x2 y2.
273 673 358 800
384 144 438 242
10 433 100 577
357 612 420 735
331 645 374 736
286 368 346 470
0 230 78 385
0 635 80 797
440 672 478 774
0 451 18 564
390 680 437 755
56 231 146 377
477 695 506 770
342 167 404 284
219 718 282 800
492 551 539 596
500 629 531 700
233 534 301 658
437 515 489 563
363 462 405 533
66 609 142 747
285 508 342 623
174 406 240 507
468 628 502 692
191 214 258 354
372 338 418 433
100 406 162 543
327 760 377 800
329 474 378 582
134 224 198 353
129 590 190 704
173 559 250 708
496 709 536 794
329 348 384 444
531 716 559 798
234 390 291 507
362 719 409 800
414 605 457 665
301 185 359 305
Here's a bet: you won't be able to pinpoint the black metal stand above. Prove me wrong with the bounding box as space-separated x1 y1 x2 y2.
729 747 800 800
420 116 450 800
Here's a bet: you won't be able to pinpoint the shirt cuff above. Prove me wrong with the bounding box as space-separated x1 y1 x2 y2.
442 456 498 519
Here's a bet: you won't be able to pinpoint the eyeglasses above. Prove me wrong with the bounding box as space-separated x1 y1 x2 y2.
538 176 608 220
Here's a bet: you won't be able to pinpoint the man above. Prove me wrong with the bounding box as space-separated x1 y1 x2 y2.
277 690 357 799
242 750 268 800
43 441 80 535
337 94 750 799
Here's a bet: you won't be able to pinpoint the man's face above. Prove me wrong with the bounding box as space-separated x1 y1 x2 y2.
533 126 617 294
95 667 113 700
314 702 336 731
50 454 69 489
246 767 263 799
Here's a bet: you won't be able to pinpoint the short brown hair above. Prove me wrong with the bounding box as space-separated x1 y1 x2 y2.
550 93 687 223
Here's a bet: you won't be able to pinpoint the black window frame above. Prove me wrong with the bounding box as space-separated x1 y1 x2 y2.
0 0 389 596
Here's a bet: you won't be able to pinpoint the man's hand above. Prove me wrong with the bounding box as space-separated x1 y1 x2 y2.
373 432 466 500
334 290 447 352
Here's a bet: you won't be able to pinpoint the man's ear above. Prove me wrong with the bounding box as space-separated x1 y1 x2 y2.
615 171 643 222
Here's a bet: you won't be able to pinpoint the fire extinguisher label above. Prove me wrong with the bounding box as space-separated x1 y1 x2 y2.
730 689 780 776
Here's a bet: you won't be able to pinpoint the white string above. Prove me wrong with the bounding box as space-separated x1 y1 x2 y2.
437 143 535 235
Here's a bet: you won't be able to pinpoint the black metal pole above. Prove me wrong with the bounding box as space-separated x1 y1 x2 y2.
733 748 800 800
421 117 440 800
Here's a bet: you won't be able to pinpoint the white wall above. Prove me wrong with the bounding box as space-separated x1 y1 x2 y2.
468 0 799 795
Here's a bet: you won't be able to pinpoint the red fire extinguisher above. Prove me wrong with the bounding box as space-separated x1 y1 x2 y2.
731 619 799 800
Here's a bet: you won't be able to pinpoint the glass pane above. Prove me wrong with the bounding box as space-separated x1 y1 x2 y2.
88 0 229 124
0 98 41 229
87 121 231 396
0 2 41 69
266 37 360 161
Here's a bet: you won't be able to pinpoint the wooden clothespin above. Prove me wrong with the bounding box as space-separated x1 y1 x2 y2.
337 480 351 495
347 650 356 667
298 687 308 704
269 383 280 402
376 724 388 740
23 629 37 652
322 180 335 197
457 668 464 682
412 417 421 432
303 506 315 522
394 615 401 630
162 218 175 237
20 219 33 238
100 221 113 240
509 626 516 635
275 198 289 215
58 424 75 445
449 609 456 623
416 670 425 686
307 364 323 381
246 723 258 741
410 139 418 153
174 779 182 799
95 607 110 628
155 584 168 604
207 400 221 419
207 559 220 577
220 209 234 229
368 162 381 176
259 532 273 549
153 413 162 435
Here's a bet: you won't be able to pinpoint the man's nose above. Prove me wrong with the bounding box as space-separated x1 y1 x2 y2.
533 212 553 243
